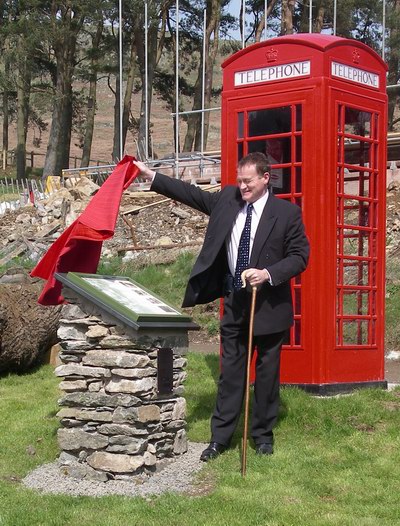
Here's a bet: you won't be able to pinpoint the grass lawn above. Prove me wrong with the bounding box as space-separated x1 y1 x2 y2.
1 355 400 526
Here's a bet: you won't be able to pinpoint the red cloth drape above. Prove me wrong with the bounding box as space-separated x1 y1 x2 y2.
31 155 139 305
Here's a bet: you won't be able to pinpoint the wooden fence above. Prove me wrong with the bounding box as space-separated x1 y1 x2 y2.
0 149 108 170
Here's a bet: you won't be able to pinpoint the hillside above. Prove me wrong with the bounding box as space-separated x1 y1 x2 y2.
6 73 224 170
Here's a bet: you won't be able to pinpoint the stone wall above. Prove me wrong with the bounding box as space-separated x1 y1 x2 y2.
55 297 188 482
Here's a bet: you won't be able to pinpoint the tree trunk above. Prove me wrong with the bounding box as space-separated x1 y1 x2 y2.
183 72 201 152
16 54 31 180
0 277 62 373
196 10 220 151
183 0 221 153
135 6 159 160
314 6 325 33
122 38 137 154
43 60 70 177
81 20 103 168
111 73 121 162
2 58 9 167
255 0 278 42
60 83 73 170
299 0 311 33
43 6 82 177
282 0 295 35
81 77 98 167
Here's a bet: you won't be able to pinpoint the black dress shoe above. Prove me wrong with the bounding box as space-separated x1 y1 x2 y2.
200 442 226 462
255 443 273 455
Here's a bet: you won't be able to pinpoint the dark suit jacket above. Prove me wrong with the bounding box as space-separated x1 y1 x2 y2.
151 172 309 335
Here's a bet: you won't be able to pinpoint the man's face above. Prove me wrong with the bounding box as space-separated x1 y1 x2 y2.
237 163 270 203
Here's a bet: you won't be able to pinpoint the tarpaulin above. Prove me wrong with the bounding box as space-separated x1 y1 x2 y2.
30 155 139 305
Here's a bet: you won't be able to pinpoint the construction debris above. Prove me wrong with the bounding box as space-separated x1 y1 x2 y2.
0 177 212 267
1 174 400 270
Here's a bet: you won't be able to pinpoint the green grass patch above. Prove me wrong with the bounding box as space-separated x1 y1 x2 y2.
1 359 400 525
385 283 400 353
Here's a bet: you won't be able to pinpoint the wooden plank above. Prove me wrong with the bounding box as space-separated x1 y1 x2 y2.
0 242 27 266
35 221 61 239
121 198 171 215
121 184 220 215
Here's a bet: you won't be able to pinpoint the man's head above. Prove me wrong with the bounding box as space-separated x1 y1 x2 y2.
237 152 271 203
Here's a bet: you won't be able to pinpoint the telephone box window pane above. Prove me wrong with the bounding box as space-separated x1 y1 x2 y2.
237 142 244 160
342 320 370 345
294 320 301 345
248 139 292 169
337 136 344 164
342 229 370 257
248 106 292 136
295 136 302 162
238 112 244 138
344 141 371 166
342 259 370 286
294 288 301 315
296 105 302 131
271 167 291 194
371 319 376 344
248 140 267 155
343 168 370 197
371 259 377 287
266 137 292 164
295 167 302 193
343 199 371 227
344 108 371 137
343 290 370 316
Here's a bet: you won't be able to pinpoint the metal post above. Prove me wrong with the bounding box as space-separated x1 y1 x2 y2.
119 0 124 161
264 0 268 40
333 0 337 35
175 0 180 178
242 0 245 49
145 1 149 160
382 0 386 61
200 9 206 177
309 0 313 33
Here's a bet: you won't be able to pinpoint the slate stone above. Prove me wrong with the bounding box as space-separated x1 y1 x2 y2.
86 451 144 473
57 428 108 451
82 350 149 368
59 392 140 408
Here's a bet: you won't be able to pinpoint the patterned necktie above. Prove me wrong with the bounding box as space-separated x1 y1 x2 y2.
234 203 253 290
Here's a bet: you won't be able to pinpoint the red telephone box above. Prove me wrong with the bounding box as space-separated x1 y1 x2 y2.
221 34 388 394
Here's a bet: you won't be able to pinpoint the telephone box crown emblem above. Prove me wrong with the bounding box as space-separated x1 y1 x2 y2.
352 49 361 64
266 47 278 62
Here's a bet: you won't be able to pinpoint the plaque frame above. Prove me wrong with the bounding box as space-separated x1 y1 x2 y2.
55 272 199 330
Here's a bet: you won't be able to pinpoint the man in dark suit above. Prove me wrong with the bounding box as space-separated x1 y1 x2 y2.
133 152 309 461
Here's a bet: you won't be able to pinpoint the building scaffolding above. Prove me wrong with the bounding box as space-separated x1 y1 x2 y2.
111 0 394 180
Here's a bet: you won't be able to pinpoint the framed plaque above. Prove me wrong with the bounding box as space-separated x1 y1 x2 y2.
55 272 199 330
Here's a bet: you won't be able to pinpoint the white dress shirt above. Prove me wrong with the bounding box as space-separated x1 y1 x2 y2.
226 190 269 276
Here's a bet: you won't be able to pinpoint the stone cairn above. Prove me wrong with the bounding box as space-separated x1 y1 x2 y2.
54 291 188 482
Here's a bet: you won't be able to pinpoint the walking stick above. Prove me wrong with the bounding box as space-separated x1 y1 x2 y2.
241 271 258 477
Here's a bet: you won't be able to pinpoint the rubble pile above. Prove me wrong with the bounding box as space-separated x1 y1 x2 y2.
386 181 400 255
1 175 400 270
0 177 211 267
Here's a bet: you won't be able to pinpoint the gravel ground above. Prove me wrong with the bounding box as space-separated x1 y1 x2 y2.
22 442 208 498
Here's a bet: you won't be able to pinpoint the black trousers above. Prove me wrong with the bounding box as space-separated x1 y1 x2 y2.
210 287 286 446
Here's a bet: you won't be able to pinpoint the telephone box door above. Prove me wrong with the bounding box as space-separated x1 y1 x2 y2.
222 90 315 378
327 89 386 382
